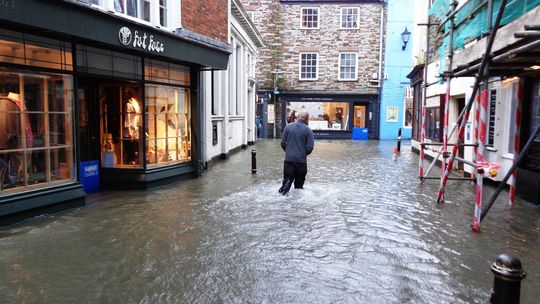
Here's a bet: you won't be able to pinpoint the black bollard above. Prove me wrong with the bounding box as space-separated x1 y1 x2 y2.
490 254 526 304
397 128 402 153
251 149 257 174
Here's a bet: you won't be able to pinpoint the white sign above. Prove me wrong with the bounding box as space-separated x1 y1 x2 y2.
267 104 275 123
118 27 165 53
386 106 398 122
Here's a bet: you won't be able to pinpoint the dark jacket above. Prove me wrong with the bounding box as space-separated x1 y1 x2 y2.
280 119 314 163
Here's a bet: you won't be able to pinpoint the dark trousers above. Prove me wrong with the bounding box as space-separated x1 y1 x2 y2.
279 161 307 195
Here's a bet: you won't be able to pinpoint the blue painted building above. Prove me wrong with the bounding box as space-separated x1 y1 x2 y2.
379 0 415 140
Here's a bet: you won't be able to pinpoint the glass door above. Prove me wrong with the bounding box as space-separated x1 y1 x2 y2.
354 105 366 128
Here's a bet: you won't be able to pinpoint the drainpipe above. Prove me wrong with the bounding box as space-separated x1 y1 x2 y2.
378 2 385 88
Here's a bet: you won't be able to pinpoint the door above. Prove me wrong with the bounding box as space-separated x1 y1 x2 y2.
354 105 366 128
77 79 100 163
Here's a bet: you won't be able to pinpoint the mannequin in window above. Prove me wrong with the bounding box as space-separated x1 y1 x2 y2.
0 92 33 187
123 89 141 165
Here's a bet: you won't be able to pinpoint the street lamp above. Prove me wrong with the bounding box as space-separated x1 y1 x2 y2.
401 27 411 51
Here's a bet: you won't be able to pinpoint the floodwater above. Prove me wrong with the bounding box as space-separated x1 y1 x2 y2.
1 140 539 303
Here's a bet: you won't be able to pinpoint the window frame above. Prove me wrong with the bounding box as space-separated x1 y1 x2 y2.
299 52 319 81
340 7 359 29
300 7 320 29
338 52 358 81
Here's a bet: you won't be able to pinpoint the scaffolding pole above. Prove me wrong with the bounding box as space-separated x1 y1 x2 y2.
509 80 523 206
435 0 508 232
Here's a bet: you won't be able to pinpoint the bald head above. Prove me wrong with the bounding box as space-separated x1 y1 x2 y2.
297 110 309 121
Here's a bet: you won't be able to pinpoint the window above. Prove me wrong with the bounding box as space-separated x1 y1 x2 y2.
286 102 350 130
404 86 413 128
426 107 441 141
299 53 318 80
246 11 255 22
341 7 359 29
113 0 152 21
145 85 190 166
301 8 319 29
144 60 191 166
0 29 73 71
338 52 358 80
159 0 167 26
1 69 74 193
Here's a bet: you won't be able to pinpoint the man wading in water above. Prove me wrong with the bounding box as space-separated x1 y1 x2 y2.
279 110 315 195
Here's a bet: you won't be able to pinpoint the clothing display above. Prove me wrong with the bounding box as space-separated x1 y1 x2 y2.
124 97 141 139
0 93 34 188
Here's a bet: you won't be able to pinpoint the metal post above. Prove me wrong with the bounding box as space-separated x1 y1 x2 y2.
251 148 257 174
435 0 508 203
490 254 526 304
509 80 522 206
397 128 402 153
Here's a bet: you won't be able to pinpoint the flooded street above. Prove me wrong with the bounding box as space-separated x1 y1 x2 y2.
1 140 539 303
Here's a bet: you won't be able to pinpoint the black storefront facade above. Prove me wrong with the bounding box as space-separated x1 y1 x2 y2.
280 92 380 139
0 1 230 219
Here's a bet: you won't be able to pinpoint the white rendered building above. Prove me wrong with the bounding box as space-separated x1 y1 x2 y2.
202 0 264 164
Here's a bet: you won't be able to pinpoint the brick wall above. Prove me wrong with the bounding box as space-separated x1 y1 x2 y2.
182 0 228 43
241 1 385 92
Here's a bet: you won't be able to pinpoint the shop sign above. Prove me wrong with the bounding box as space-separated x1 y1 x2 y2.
267 104 275 123
118 27 165 53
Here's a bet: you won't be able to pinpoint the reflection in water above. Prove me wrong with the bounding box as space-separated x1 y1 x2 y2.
1 140 539 303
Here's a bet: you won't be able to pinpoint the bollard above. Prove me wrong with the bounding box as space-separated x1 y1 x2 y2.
251 148 257 174
397 128 402 153
490 254 526 304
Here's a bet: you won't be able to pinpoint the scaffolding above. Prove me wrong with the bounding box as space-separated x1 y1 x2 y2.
418 0 540 231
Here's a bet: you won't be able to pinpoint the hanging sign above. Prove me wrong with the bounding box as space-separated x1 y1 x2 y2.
118 27 165 53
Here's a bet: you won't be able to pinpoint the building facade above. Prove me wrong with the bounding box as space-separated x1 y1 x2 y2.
379 0 415 140
203 0 264 163
242 0 386 139
0 0 231 219
408 0 540 203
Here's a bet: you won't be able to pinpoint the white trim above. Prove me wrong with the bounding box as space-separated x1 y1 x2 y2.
300 7 320 29
340 7 359 29
338 52 358 81
299 52 319 81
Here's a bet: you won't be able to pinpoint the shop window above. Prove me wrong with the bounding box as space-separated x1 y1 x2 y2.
1 69 74 193
286 101 350 130
76 45 142 79
0 29 73 71
403 86 413 128
100 85 143 168
299 53 318 80
145 85 191 166
425 107 441 141
338 52 358 81
301 7 319 29
340 7 359 29
145 59 190 86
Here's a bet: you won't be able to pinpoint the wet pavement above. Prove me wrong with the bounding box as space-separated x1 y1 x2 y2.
1 139 539 303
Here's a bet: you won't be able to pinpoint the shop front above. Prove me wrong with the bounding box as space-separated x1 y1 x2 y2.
0 0 230 218
280 93 379 139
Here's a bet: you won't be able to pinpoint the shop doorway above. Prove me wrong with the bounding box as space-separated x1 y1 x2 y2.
77 79 142 168
354 105 366 128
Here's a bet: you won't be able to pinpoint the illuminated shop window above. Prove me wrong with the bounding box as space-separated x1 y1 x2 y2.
145 85 190 166
0 69 74 193
286 101 350 131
